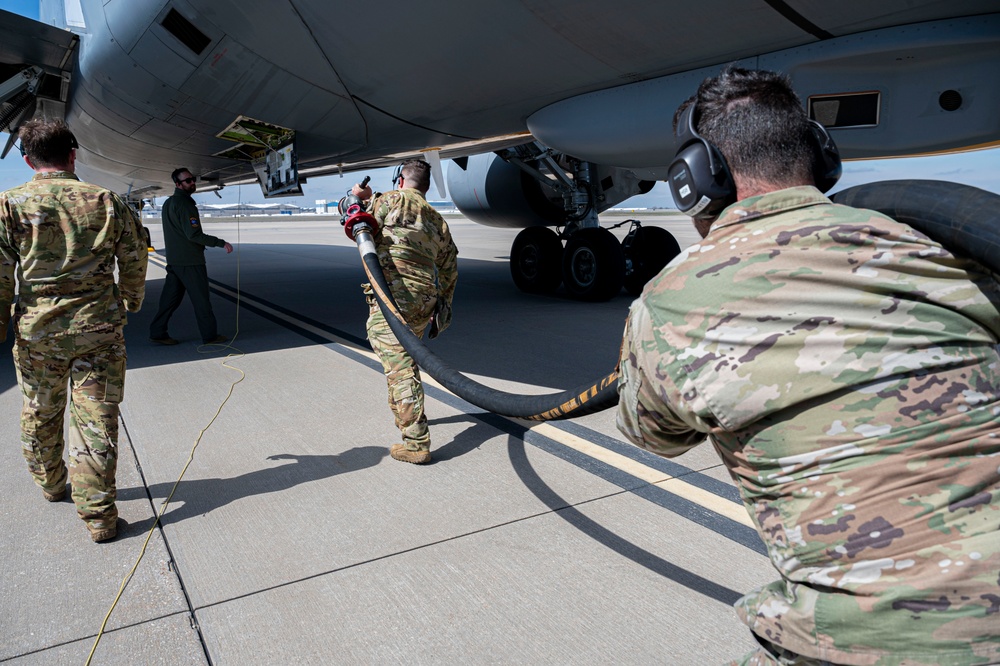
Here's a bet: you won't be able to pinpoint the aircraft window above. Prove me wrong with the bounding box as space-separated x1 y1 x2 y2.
161 8 211 55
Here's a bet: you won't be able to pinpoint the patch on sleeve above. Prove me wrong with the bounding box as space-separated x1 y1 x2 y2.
190 217 199 227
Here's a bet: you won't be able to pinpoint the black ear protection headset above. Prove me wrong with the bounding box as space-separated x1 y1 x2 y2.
391 163 403 188
666 101 842 220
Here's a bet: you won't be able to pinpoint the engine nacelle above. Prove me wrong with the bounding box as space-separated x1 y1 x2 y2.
447 153 564 229
447 151 655 229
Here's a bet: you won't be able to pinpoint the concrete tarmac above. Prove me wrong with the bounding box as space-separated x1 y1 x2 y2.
1 213 775 665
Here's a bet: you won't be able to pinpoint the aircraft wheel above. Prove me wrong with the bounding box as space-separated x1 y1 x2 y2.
562 227 625 301
622 226 681 295
510 227 563 294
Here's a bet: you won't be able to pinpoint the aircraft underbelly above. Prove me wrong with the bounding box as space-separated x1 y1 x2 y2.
70 0 368 191
5 0 1000 196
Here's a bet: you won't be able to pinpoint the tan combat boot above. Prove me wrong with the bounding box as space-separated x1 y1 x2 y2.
390 444 431 465
42 487 66 502
88 519 118 543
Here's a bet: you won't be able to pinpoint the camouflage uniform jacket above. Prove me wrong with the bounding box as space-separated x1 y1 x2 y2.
617 186 1000 665
368 187 458 324
160 188 225 266
0 171 148 342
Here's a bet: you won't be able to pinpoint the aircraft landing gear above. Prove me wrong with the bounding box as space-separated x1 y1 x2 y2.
562 227 625 301
622 224 681 295
508 222 681 301
510 227 563 293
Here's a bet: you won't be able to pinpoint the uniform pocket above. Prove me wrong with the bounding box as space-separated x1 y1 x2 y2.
72 332 126 404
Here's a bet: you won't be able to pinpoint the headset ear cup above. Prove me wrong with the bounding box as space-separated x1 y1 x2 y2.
668 140 736 220
807 120 842 193
669 104 736 219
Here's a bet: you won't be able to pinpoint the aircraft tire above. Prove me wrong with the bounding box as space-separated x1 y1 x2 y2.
622 226 682 295
562 227 626 301
510 227 563 294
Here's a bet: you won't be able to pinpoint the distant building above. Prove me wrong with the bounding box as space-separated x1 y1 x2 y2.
142 202 308 219
200 202 304 216
140 199 459 219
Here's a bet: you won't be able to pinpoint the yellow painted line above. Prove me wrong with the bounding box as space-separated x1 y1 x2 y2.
529 422 754 528
159 253 753 530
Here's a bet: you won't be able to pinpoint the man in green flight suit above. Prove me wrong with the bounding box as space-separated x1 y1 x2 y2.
617 68 1000 664
0 119 148 543
352 159 458 464
149 167 232 345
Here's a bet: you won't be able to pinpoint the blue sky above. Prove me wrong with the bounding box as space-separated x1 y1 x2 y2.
1 0 36 17
2 0 997 208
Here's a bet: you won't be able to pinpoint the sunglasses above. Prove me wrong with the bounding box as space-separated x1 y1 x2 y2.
177 177 196 184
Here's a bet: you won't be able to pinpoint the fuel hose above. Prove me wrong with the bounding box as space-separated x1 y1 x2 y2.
345 179 999 422
831 179 1000 273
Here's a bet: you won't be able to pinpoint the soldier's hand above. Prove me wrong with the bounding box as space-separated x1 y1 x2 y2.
427 300 452 339
352 183 373 201
223 242 234 254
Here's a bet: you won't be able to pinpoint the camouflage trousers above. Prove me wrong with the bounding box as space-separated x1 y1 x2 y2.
731 634 835 666
366 288 433 452
13 328 126 533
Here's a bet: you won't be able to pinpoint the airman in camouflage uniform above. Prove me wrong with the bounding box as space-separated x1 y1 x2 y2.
617 69 1000 664
0 119 148 543
353 160 458 464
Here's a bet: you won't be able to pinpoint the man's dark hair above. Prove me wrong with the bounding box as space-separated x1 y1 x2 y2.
18 119 77 168
678 67 813 188
400 159 432 191
171 167 193 184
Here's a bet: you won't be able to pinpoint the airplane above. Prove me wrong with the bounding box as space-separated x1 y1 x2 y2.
1 1 998 301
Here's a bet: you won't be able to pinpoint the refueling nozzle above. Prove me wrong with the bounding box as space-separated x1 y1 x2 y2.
340 175 379 240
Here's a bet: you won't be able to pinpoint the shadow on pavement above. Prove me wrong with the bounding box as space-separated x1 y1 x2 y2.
506 432 744 606
117 447 385 532
131 242 630 391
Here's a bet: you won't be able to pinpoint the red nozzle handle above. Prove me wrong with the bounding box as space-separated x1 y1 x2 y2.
344 210 378 240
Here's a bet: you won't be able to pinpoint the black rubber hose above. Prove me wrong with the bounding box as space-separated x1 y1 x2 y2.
359 245 619 420
831 179 1000 273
